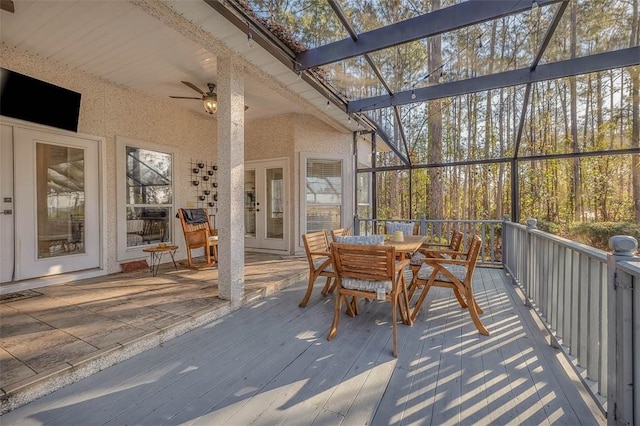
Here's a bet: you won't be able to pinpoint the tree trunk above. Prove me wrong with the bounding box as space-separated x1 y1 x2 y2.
427 0 443 219
630 0 640 222
570 1 582 221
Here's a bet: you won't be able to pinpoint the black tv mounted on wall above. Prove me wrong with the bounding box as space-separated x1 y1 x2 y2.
0 68 81 132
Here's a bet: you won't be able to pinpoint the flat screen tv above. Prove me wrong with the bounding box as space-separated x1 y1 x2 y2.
0 68 81 132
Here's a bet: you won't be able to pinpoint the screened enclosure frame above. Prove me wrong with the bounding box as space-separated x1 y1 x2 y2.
207 0 640 222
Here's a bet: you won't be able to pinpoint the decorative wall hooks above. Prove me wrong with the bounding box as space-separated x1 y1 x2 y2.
189 159 218 212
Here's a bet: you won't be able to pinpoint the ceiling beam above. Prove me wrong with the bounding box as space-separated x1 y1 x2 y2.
530 1 569 70
349 47 640 112
393 106 411 166
368 120 410 166
296 0 565 70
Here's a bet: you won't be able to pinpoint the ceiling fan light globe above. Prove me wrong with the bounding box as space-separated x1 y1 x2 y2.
203 96 217 114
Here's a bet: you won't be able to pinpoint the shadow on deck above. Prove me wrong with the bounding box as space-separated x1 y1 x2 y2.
0 256 605 424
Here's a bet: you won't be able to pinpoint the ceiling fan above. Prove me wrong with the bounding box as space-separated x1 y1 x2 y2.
170 81 248 114
1 0 15 13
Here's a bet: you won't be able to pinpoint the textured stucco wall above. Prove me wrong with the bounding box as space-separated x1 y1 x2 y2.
245 114 352 253
1 45 216 274
293 115 353 252
245 115 295 161
1 44 354 276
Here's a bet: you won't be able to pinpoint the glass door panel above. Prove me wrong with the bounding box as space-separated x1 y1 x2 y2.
13 127 100 280
244 169 256 238
265 167 283 239
36 143 86 258
244 159 287 251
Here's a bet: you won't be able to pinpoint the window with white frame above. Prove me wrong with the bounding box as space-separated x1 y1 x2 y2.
116 137 175 261
305 159 342 232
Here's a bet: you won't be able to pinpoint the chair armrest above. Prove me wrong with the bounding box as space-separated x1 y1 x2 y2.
395 258 411 270
419 248 462 257
423 257 469 266
421 242 449 248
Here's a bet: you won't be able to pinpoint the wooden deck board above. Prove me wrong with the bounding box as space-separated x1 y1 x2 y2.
0 268 605 425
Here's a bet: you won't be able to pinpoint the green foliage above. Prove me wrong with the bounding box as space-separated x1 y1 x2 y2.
569 222 640 251
534 220 563 235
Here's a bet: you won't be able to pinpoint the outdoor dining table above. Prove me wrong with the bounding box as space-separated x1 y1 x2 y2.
382 234 427 258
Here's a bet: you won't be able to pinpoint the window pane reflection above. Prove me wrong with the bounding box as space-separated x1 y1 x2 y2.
266 168 283 239
36 143 85 258
125 146 173 247
306 159 342 232
126 207 171 247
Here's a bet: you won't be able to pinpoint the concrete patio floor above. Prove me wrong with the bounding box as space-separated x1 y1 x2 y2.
0 252 309 414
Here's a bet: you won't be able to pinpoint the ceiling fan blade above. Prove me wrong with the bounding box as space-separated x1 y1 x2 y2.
169 96 201 100
1 0 15 12
181 81 204 95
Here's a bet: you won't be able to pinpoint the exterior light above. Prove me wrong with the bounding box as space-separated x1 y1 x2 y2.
203 94 217 114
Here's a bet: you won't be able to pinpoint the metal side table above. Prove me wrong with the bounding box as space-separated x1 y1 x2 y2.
142 245 179 276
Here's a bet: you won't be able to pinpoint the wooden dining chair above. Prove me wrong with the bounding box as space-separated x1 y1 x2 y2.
176 208 218 269
328 241 412 357
410 229 463 281
328 227 350 242
299 231 336 307
409 234 489 335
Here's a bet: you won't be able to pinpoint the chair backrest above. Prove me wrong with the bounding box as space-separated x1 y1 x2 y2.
328 228 350 242
331 242 396 283
335 235 385 245
450 229 463 251
385 221 415 236
177 208 211 231
177 208 212 246
302 231 330 262
463 235 482 279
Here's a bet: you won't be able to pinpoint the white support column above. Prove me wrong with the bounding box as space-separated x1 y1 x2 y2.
216 56 245 306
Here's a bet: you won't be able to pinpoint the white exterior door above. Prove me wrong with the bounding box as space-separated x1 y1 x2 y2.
0 126 15 283
244 159 288 251
12 127 101 281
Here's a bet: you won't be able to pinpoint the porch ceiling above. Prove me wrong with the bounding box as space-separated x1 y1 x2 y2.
0 0 356 130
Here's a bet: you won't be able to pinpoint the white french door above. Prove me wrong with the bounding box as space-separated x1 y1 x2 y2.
7 127 101 281
0 126 15 282
244 159 288 251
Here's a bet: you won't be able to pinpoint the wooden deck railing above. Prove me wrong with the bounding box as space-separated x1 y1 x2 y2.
503 219 639 424
355 215 638 423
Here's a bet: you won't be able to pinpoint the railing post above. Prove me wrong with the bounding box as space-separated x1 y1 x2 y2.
420 214 427 236
607 235 638 426
524 218 537 307
354 215 360 236
502 214 510 269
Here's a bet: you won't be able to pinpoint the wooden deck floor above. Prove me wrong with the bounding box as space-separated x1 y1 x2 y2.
1 268 604 425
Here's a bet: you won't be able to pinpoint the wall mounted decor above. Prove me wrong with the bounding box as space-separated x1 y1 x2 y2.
189 160 218 222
